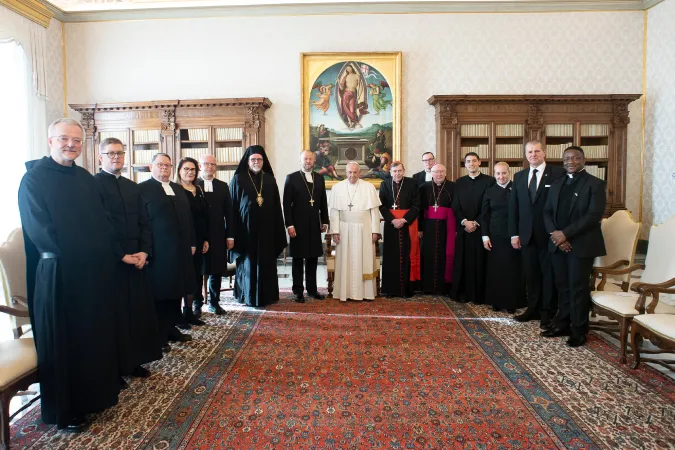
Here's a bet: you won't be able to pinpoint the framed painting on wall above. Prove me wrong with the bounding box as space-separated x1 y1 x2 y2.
301 52 402 188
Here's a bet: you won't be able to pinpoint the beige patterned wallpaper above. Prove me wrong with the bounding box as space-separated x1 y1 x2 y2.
45 19 65 126
644 0 675 234
64 11 643 213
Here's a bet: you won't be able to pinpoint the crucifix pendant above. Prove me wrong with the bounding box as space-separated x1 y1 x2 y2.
309 198 315 206
392 204 397 209
348 203 353 211
434 203 438 211
256 194 264 207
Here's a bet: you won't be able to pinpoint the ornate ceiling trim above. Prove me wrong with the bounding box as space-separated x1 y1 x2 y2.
428 94 642 105
1 0 54 27
35 0 653 23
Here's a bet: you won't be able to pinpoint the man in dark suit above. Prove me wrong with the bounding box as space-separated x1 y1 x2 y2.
509 140 565 328
197 154 234 316
283 150 329 302
413 152 436 186
139 153 196 348
542 146 606 347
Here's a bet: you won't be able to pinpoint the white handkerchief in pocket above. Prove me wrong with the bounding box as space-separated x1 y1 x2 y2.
545 184 551 188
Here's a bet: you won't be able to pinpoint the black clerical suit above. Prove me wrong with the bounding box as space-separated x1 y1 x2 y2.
509 163 566 322
283 170 329 297
544 170 606 338
198 177 234 308
139 178 196 343
95 171 162 375
413 170 430 187
450 173 495 303
379 176 420 297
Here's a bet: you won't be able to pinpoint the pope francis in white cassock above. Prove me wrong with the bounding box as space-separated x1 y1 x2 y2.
328 162 382 301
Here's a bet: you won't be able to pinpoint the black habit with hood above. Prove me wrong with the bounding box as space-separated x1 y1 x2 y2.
197 177 234 275
94 170 163 374
229 145 287 306
18 157 120 427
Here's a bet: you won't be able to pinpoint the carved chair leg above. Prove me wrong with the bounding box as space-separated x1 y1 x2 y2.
630 323 642 369
327 272 334 299
618 317 630 364
1 391 12 450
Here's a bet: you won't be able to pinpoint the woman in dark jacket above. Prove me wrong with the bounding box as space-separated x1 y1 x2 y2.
175 157 209 326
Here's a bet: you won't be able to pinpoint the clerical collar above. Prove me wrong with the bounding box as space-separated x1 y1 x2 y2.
102 168 120 179
159 180 175 196
468 173 480 179
497 182 509 189
301 169 313 182
567 168 585 179
203 178 213 192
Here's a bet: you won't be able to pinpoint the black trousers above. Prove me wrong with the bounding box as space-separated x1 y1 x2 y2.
551 252 595 337
521 236 558 321
155 298 180 344
292 257 318 295
206 274 223 306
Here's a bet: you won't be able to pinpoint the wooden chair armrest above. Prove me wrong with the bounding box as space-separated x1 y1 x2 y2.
631 277 675 294
592 260 629 272
594 263 644 276
11 295 29 309
0 305 31 318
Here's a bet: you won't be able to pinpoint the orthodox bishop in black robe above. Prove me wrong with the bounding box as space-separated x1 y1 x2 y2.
197 175 234 311
95 170 163 374
450 173 495 303
379 176 420 297
229 145 287 307
419 179 456 295
18 156 120 428
283 158 329 299
481 181 526 311
139 176 196 343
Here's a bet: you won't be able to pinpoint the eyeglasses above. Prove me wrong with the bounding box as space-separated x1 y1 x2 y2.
422 158 435 162
52 136 83 146
155 163 171 169
202 162 217 167
102 151 126 159
182 167 197 173
249 158 263 162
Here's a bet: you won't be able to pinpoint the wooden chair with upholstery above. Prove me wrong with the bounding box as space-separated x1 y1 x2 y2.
591 215 675 364
630 309 675 372
324 233 381 299
0 230 31 339
591 210 641 293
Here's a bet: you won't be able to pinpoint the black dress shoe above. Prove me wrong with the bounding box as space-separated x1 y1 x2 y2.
364 298 374 302
506 309 516 314
161 344 171 353
539 320 552 330
492 305 501 312
60 416 88 433
308 292 325 300
131 366 151 378
540 327 571 338
293 294 305 303
192 307 202 319
208 304 226 315
176 322 191 330
566 335 587 347
514 310 540 322
187 316 205 326
119 377 129 390
167 327 193 342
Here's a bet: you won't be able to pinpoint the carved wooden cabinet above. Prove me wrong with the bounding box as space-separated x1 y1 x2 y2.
428 95 640 216
70 98 272 183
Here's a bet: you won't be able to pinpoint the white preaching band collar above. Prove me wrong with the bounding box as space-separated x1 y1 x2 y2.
102 168 120 179
302 169 313 183
497 182 509 188
203 178 213 192
425 171 432 182
161 180 175 196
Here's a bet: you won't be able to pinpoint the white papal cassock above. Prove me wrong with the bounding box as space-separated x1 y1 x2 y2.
328 179 382 301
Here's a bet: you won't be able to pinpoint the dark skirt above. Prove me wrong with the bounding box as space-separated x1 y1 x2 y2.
485 236 526 310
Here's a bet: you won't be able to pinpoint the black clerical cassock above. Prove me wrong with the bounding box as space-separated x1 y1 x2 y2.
481 181 526 311
18 157 120 428
198 176 234 309
229 145 287 306
139 178 196 343
283 169 329 297
450 173 495 303
419 179 456 295
95 171 163 374
379 176 420 297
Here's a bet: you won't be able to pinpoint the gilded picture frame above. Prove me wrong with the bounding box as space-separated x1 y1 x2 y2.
301 52 402 189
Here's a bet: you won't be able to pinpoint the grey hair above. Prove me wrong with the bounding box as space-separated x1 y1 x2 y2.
494 161 510 170
151 153 171 164
48 118 85 138
345 161 361 171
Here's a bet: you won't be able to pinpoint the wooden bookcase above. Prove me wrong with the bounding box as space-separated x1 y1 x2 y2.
428 95 640 216
70 98 272 183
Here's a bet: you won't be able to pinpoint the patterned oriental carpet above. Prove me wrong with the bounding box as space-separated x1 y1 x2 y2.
10 292 675 449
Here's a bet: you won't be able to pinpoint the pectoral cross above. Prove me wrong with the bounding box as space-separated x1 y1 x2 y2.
348 202 353 211
309 199 315 206
392 204 398 209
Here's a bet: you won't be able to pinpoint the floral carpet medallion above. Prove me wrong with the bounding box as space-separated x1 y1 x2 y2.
10 293 675 449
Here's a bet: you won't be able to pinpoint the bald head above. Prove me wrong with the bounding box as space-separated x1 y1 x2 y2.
200 153 217 180
300 150 316 172
431 164 446 184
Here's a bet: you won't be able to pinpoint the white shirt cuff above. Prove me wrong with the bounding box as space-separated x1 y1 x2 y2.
481 236 490 242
